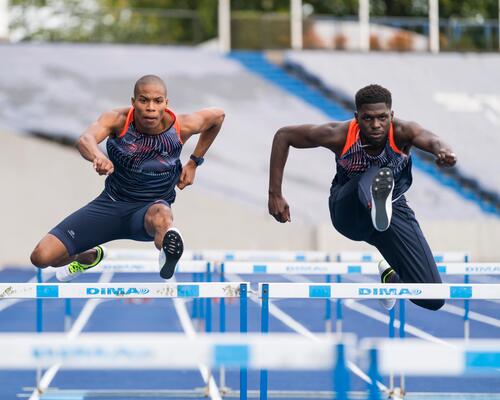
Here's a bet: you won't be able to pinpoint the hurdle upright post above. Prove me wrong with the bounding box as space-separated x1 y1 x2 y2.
388 307 395 390
464 253 470 341
464 274 470 341
205 262 212 333
367 348 381 400
333 343 350 400
191 272 199 321
64 299 72 332
335 274 343 333
260 283 269 400
239 283 248 400
325 274 332 333
35 268 43 387
335 254 343 334
399 300 406 394
219 262 228 393
220 263 226 333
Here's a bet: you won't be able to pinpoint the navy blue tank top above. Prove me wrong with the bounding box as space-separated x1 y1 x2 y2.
332 120 412 199
105 107 183 203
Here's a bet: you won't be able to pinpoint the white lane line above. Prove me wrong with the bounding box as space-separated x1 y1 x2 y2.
171 278 222 400
226 273 388 391
29 271 114 400
0 298 24 312
442 303 500 328
343 299 452 347
0 270 55 313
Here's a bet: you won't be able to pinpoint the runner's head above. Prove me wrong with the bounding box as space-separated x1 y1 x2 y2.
354 84 393 147
132 75 168 132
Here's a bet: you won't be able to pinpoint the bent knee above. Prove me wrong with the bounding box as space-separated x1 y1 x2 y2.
30 246 54 268
146 203 173 228
428 299 445 311
413 299 445 311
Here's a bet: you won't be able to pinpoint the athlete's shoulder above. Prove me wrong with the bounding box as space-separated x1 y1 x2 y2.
177 107 224 128
310 120 350 154
393 117 423 138
177 107 225 142
100 107 131 136
392 117 420 152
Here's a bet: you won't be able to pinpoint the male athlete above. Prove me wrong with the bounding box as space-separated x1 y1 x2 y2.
268 84 456 311
30 75 225 281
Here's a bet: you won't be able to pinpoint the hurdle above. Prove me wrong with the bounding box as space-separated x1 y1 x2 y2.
0 281 250 397
220 260 500 336
336 251 470 263
0 332 356 399
360 338 500 400
257 282 500 400
40 260 212 332
103 248 470 263
105 248 201 260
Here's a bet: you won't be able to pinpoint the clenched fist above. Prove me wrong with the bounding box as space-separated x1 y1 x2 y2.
93 156 114 175
435 149 457 167
268 193 291 223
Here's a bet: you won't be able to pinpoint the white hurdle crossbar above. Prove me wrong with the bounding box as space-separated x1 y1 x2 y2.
360 338 500 400
361 338 500 376
221 262 500 276
0 332 351 370
0 332 355 400
105 249 199 260
76 260 208 274
103 249 469 263
258 283 500 300
199 250 329 262
0 282 247 299
337 251 470 263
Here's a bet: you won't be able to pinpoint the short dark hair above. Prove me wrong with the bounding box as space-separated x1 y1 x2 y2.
133 75 166 97
355 84 392 110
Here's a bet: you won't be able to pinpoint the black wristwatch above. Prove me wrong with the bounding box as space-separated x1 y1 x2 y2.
189 154 204 166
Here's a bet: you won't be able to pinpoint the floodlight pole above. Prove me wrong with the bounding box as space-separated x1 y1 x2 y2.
429 0 440 53
291 0 303 50
218 0 231 53
359 0 370 52
0 0 8 41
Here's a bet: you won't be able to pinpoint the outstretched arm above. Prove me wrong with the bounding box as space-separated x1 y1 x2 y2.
77 109 125 175
268 122 346 223
401 121 457 167
177 107 225 189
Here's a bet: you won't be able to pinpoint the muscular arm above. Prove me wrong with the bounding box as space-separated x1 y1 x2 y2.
397 120 457 167
77 109 126 175
268 122 347 222
176 107 225 189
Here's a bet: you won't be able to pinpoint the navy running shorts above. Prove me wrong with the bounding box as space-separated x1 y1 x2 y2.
49 191 170 256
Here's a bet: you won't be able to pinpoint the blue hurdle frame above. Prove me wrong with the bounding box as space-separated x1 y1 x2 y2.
260 283 351 400
240 282 248 400
33 267 250 400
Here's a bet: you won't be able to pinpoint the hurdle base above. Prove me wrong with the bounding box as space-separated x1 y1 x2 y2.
387 387 405 399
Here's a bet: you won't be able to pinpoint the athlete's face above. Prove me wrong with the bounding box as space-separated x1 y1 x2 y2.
355 103 393 147
132 83 167 132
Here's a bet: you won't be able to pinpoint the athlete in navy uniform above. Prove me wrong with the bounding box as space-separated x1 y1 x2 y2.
268 84 456 311
31 75 225 281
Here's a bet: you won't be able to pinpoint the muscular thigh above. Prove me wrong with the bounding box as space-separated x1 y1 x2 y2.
49 192 126 256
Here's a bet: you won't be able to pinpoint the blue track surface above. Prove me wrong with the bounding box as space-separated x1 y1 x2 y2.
1 267 499 399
